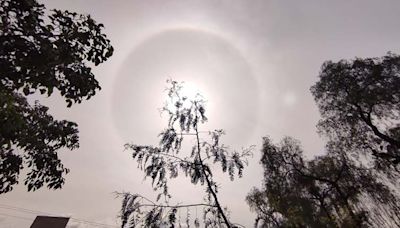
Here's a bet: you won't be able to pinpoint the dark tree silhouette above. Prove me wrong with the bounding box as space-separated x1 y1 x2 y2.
311 53 400 171
0 0 113 193
247 53 400 227
247 137 400 227
119 80 253 228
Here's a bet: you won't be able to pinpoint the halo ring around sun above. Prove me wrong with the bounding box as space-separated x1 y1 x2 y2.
112 28 261 146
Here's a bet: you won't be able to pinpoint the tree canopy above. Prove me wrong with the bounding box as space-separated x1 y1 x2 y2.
0 0 113 193
247 137 400 227
247 53 400 227
119 80 252 228
311 53 400 171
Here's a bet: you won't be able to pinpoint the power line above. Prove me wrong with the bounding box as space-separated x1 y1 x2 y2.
0 212 33 221
0 204 117 227
0 204 119 228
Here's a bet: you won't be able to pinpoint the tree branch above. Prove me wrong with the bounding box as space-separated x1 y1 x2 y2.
194 103 232 228
354 103 400 147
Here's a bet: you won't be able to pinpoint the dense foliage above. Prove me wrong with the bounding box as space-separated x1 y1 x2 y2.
311 53 400 171
0 0 113 193
247 137 400 227
247 53 400 227
120 80 252 228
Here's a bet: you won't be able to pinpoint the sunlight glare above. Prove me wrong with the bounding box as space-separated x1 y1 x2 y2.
179 81 204 100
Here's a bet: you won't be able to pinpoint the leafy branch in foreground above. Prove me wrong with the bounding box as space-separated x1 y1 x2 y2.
119 80 253 228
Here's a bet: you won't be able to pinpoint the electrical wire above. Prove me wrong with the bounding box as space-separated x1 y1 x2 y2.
0 203 119 228
0 212 33 221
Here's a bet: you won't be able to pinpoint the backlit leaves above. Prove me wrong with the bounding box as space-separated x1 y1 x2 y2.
122 80 252 227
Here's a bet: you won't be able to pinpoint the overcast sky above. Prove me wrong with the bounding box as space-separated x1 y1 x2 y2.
2 0 400 227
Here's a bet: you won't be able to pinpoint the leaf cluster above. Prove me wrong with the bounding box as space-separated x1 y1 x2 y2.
0 0 113 193
0 90 77 193
119 193 213 228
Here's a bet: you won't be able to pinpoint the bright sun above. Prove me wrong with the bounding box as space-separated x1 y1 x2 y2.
113 29 260 145
179 81 204 100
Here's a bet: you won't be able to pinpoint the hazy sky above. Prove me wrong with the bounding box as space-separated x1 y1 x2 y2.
2 0 400 227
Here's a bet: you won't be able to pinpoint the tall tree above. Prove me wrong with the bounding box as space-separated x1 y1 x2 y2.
0 0 113 193
310 53 400 172
119 80 253 228
247 137 400 227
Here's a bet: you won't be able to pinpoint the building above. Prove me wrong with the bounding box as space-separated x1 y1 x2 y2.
30 216 70 228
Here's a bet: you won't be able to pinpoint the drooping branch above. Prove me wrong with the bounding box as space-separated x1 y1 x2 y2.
116 192 216 209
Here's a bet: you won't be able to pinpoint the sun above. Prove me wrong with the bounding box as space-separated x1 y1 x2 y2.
178 80 205 100
112 28 260 145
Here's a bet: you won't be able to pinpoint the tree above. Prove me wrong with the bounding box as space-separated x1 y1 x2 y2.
246 53 400 227
246 137 400 227
0 0 113 193
119 80 253 228
310 53 400 172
